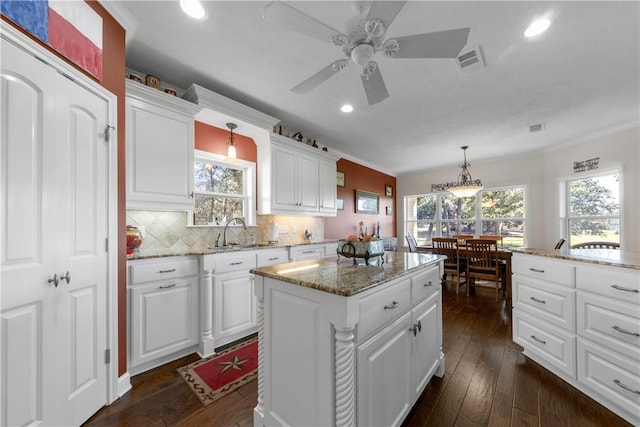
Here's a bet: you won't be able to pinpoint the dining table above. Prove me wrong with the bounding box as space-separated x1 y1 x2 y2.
414 244 513 297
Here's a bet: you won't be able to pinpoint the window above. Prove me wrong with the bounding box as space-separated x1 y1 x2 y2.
565 172 620 248
192 150 255 226
405 185 526 247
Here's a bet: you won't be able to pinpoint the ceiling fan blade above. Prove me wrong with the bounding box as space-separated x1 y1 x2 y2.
366 1 407 30
361 64 389 105
390 28 471 58
291 60 348 94
264 1 345 44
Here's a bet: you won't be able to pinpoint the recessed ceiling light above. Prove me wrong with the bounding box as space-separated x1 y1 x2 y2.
180 0 207 20
341 104 354 113
524 18 551 38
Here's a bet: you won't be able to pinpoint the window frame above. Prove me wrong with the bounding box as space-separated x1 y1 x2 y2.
404 184 528 247
189 149 256 227
559 168 622 249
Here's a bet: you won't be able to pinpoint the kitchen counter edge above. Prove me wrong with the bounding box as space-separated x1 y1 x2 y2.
512 248 639 270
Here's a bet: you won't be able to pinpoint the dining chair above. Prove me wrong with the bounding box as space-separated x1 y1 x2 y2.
465 239 507 300
479 235 504 248
432 237 466 294
452 234 473 246
405 233 418 253
571 241 620 249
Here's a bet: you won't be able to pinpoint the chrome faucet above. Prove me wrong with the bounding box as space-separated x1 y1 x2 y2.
222 217 247 247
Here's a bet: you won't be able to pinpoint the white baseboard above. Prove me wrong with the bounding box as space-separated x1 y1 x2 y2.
117 372 132 398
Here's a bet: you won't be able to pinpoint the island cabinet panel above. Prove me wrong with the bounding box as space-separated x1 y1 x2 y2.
252 253 445 427
512 251 639 426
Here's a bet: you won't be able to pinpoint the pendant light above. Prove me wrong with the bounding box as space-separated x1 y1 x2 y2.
448 146 483 198
226 123 237 160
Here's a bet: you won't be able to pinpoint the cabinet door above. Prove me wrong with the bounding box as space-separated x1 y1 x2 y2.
358 312 413 427
271 147 298 211
413 293 441 397
213 272 256 346
126 97 194 210
297 152 319 211
130 279 198 367
318 158 337 214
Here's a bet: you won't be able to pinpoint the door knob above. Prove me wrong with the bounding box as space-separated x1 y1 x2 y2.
60 271 71 284
48 274 59 288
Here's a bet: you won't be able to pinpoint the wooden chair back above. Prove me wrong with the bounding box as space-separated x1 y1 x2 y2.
571 241 620 249
432 237 467 294
479 235 503 247
466 239 506 299
452 235 473 245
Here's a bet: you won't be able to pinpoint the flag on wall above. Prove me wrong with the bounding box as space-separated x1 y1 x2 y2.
1 0 103 80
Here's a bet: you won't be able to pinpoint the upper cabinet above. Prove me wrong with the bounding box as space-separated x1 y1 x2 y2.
266 134 337 216
126 81 201 210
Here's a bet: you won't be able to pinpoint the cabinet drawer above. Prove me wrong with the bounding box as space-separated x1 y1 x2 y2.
359 279 411 340
513 276 575 332
257 249 289 267
513 310 576 377
411 265 440 304
577 338 640 424
214 252 257 274
129 257 198 285
512 254 574 287
577 293 640 361
291 245 325 261
576 265 639 304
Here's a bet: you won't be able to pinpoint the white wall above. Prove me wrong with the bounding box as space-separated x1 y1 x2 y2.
396 126 639 252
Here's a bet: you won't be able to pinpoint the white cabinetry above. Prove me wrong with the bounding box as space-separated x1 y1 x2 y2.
512 253 639 425
257 247 289 267
211 251 257 348
290 243 328 261
262 134 337 216
128 257 199 375
125 80 200 210
253 258 444 427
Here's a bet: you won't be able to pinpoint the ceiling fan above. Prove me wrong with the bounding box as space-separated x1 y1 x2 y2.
263 1 470 105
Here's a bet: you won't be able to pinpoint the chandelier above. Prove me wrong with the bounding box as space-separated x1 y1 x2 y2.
226 122 237 160
447 146 483 198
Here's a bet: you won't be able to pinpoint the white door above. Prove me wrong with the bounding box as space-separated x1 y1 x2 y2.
1 38 109 427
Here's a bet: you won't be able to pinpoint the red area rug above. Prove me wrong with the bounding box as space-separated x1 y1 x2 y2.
177 337 258 406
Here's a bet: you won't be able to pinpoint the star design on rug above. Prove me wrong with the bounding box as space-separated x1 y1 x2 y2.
217 354 249 375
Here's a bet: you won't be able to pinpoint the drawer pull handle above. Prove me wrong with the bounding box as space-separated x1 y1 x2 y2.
530 335 546 345
230 261 243 266
612 325 640 337
610 284 639 293
159 284 176 289
302 250 316 254
613 379 640 395
384 301 399 310
529 268 545 273
424 281 434 287
530 296 546 304
268 257 280 261
159 268 176 273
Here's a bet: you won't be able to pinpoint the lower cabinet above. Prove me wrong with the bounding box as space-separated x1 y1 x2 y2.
128 256 199 375
357 292 441 426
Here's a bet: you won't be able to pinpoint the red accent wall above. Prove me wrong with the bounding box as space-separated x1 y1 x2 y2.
195 121 257 162
3 1 127 376
325 159 396 239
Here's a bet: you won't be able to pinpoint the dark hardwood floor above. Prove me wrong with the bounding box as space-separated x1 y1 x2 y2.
84 284 632 427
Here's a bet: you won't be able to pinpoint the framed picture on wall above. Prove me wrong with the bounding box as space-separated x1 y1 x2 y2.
386 206 393 216
336 171 345 187
355 190 379 214
385 185 393 198
337 198 344 210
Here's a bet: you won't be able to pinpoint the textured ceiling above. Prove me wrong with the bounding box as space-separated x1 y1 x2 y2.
111 1 640 175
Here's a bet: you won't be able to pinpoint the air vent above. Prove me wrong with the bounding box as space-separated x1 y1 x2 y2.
456 45 485 74
529 123 545 133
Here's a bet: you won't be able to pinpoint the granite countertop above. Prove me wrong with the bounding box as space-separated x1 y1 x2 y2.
512 248 640 270
250 252 446 297
127 239 341 260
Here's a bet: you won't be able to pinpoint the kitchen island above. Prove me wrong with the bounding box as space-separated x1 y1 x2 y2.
511 248 639 425
251 252 446 427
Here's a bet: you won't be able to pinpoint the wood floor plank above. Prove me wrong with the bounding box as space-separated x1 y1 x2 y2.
488 391 513 427
513 352 540 417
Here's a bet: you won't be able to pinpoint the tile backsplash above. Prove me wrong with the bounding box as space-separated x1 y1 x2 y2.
126 210 325 256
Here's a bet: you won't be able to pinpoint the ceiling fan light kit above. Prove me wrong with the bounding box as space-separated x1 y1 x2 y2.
265 1 470 105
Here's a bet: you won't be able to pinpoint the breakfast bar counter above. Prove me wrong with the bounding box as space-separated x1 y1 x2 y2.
251 252 446 427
